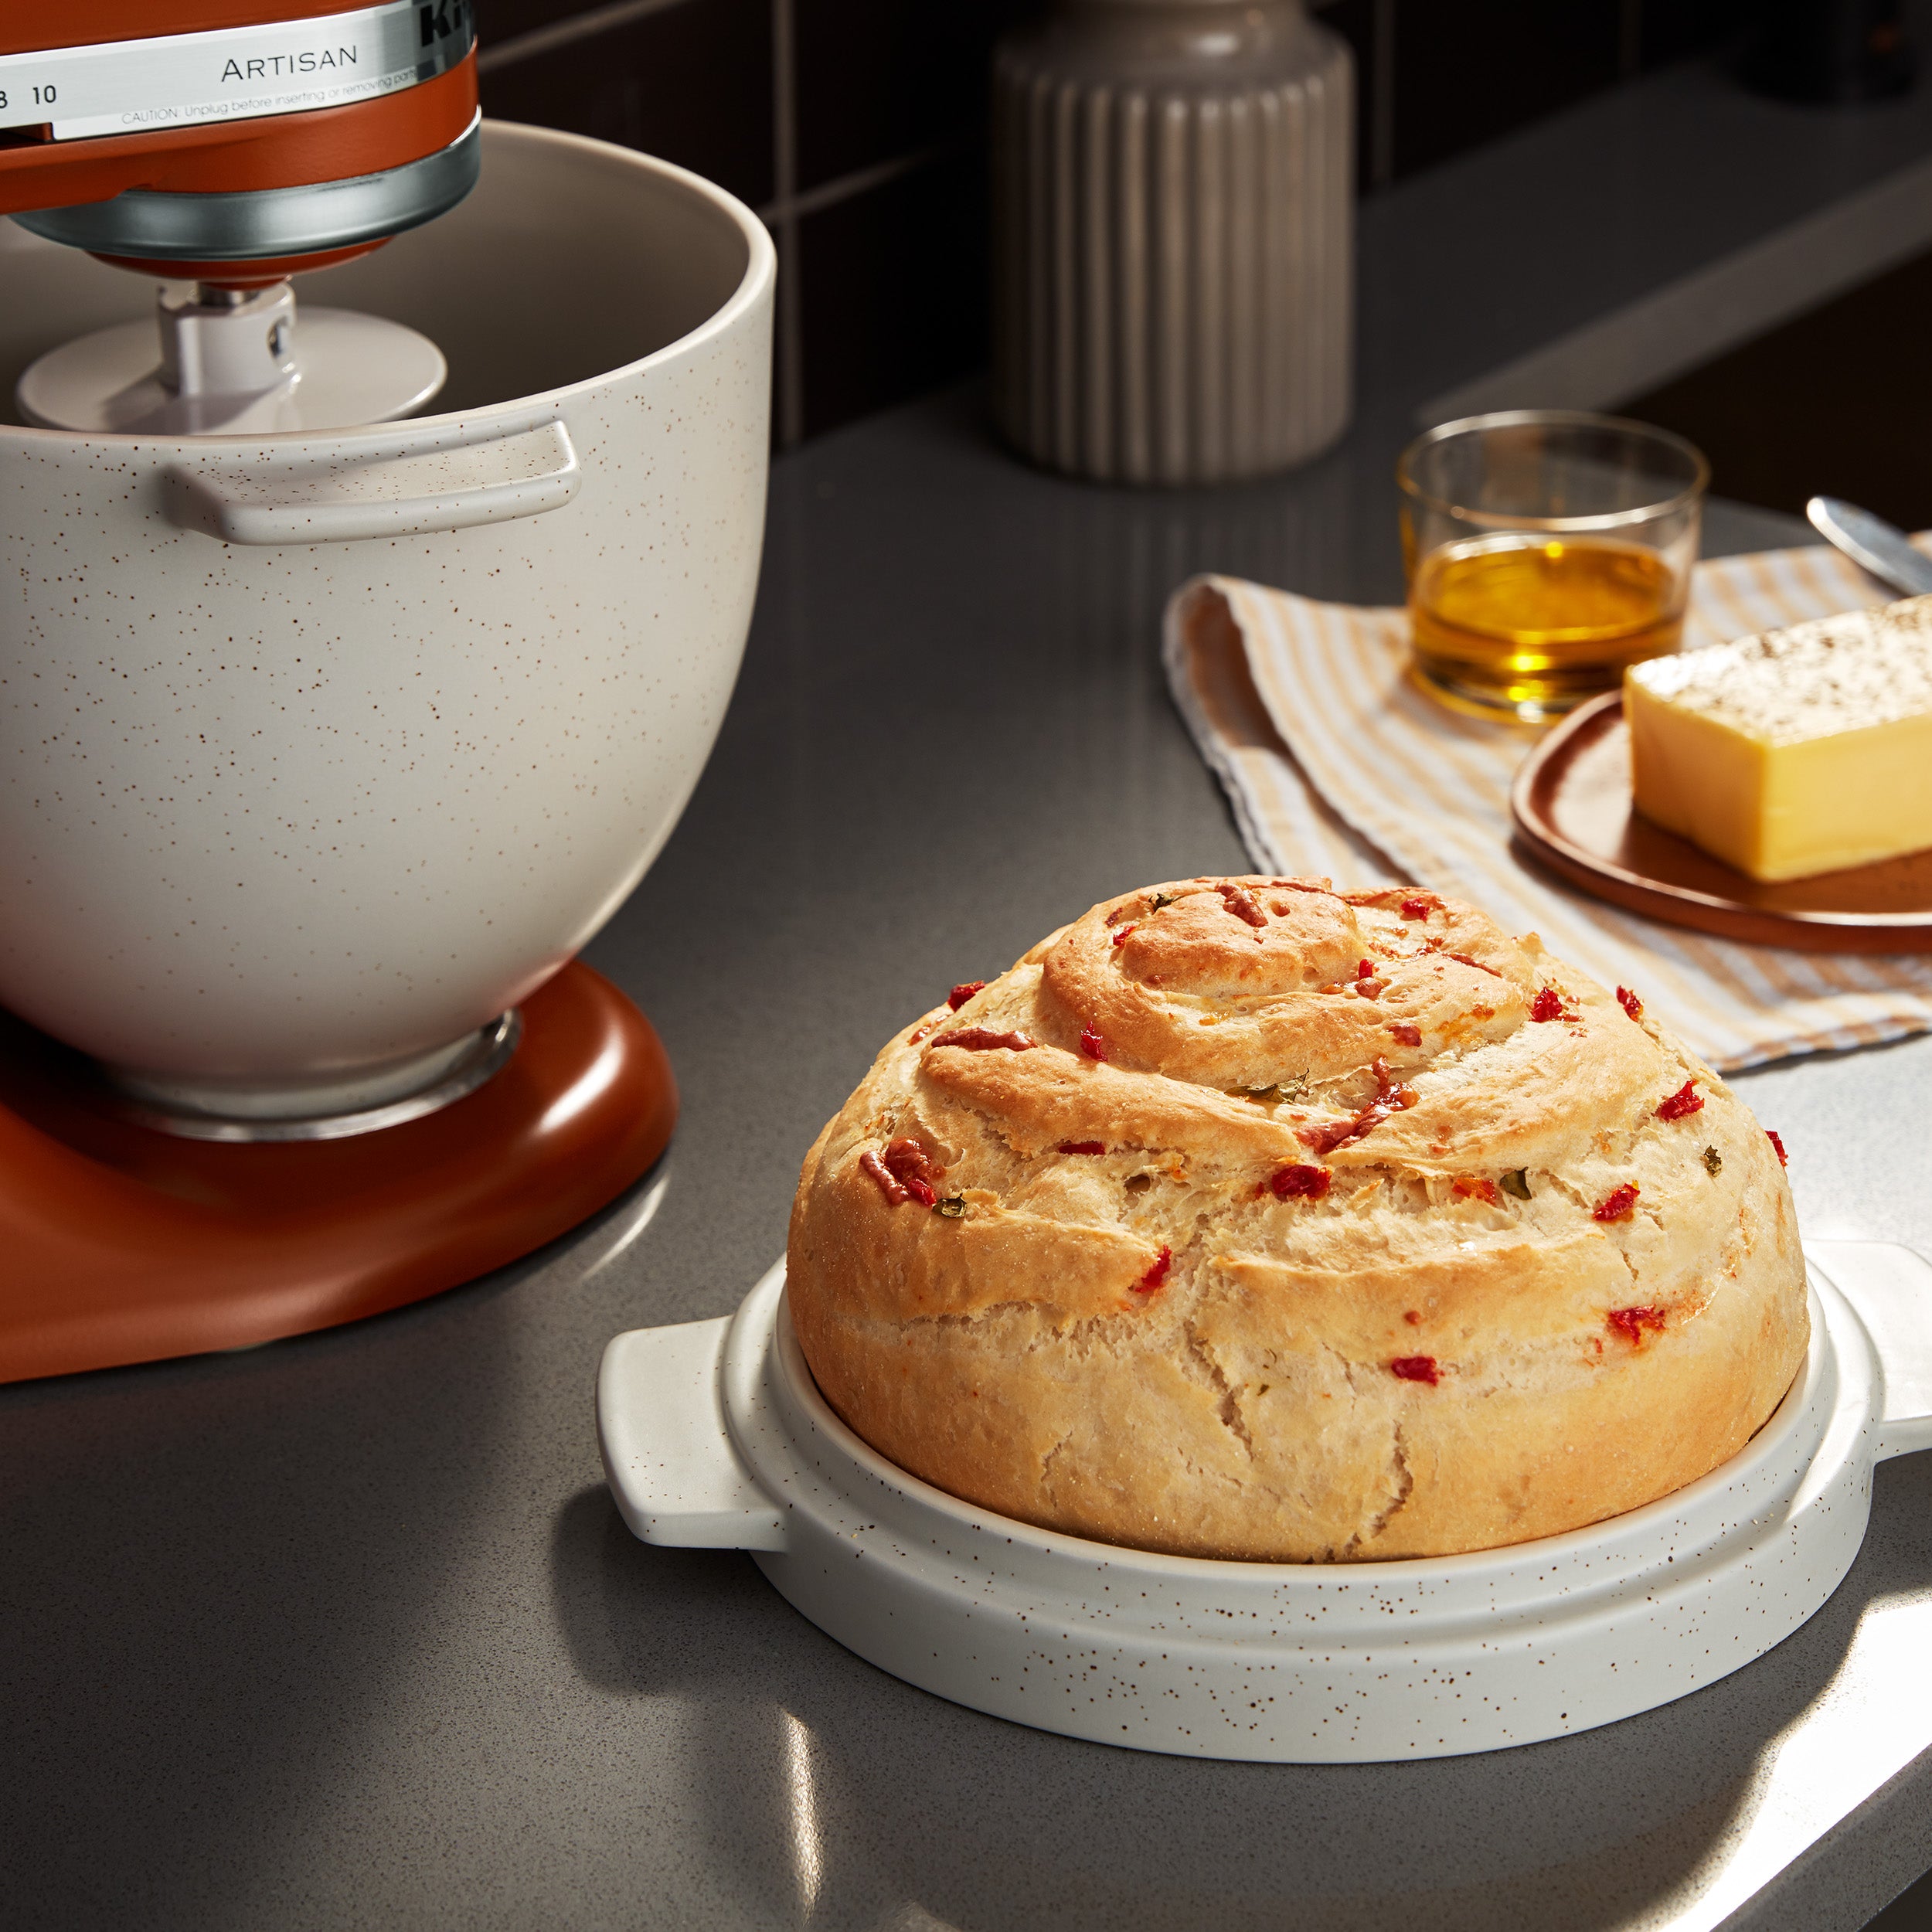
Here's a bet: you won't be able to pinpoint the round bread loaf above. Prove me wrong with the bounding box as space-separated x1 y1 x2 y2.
786 878 1808 1562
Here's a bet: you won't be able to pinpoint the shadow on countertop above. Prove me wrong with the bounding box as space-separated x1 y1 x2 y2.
551 1444 1932 1932
0 1174 668 1930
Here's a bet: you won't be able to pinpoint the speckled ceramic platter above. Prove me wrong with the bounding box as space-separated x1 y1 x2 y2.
1510 692 1932 952
598 1243 1932 1763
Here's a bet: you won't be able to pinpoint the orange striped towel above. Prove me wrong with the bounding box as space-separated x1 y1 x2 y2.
1162 545 1932 1071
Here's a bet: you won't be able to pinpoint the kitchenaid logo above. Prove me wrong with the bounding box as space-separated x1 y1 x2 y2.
219 46 360 83
418 1 472 48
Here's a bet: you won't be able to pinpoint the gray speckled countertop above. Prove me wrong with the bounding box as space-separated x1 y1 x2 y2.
8 50 1932 1932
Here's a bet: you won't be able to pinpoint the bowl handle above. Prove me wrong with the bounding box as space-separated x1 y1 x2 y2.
162 418 581 546
1808 1241 1932 1460
597 1317 789 1551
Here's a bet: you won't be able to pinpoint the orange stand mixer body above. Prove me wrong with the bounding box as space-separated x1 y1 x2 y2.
1 2 481 281
0 5 679 1382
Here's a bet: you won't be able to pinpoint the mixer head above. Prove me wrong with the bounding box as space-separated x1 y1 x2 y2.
3 2 480 434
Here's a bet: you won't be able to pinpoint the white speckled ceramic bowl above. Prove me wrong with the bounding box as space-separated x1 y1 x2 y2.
0 122 772 1119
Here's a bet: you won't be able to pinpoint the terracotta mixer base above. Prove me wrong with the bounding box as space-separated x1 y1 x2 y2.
0 963 676 1385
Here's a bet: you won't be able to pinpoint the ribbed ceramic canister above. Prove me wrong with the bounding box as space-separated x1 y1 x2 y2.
993 0 1353 485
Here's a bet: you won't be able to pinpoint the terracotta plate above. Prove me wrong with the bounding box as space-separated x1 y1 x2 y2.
1509 691 1932 953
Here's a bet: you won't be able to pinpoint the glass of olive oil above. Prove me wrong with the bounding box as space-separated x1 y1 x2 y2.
1398 412 1708 723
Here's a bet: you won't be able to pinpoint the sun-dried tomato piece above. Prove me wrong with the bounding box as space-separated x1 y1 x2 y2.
1217 883 1268 928
1530 985 1575 1023
1655 1080 1703 1121
859 1150 910 1204
1390 1355 1440 1386
1356 958 1376 980
882 1137 937 1180
1616 985 1644 1022
1607 1304 1667 1345
1268 1163 1332 1200
1375 1055 1414 1100
1297 1057 1417 1155
936 1027 1036 1052
1389 1022 1422 1046
1057 1139 1106 1155
882 1137 944 1207
1400 897 1432 920
1078 1022 1109 1062
1452 1175 1500 1206
947 981 986 1011
1448 951 1504 978
1133 1247 1172 1295
1403 1309 1422 1326
1593 1182 1640 1222
1111 925 1137 948
1767 1129 1788 1166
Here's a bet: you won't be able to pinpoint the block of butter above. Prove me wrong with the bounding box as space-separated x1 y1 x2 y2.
1626 594 1932 882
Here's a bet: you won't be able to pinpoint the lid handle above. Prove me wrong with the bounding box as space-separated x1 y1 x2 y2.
1809 1241 1932 1460
597 1316 789 1551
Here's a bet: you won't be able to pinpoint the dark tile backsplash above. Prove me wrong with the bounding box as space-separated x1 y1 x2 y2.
793 1 1033 193
797 148 990 439
1638 0 1757 72
478 0 774 207
474 0 616 50
474 0 1762 448
1308 0 1754 185
1384 1 1627 180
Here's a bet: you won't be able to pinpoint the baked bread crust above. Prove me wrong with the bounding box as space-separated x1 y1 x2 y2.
786 879 1808 1562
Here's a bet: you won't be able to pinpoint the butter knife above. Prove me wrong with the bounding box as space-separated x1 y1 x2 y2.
1805 495 1932 597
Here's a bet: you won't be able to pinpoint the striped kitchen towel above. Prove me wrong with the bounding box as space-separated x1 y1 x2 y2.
1162 544 1932 1072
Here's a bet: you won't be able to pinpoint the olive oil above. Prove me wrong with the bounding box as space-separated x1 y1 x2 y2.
1410 535 1682 720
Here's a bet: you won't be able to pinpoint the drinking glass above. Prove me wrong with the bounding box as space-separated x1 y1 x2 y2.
1397 411 1709 723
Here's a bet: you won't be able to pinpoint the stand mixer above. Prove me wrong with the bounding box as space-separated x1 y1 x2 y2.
4 2 478 433
0 8 774 1379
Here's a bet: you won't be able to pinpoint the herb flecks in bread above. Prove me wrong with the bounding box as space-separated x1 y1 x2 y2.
786 877 1808 1562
